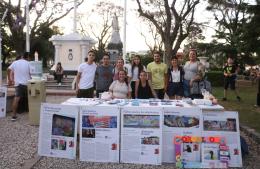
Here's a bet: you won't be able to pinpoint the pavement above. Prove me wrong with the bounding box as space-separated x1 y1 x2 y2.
1 94 260 169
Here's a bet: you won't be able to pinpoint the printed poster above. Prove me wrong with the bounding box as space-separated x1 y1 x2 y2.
38 103 78 159
120 106 163 165
0 87 7 117
202 111 243 168
162 107 202 163
79 106 120 163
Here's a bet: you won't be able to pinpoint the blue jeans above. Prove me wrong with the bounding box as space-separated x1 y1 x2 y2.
183 79 190 97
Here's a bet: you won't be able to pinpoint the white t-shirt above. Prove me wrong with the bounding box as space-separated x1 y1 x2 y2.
8 59 31 86
78 62 97 89
171 69 181 82
129 65 146 81
109 80 132 99
183 61 198 80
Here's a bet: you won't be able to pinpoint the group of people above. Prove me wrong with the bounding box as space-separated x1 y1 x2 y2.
75 49 209 100
6 49 245 121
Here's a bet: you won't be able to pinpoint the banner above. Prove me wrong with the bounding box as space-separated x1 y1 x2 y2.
120 107 163 165
0 87 7 118
202 111 242 168
38 103 78 159
162 107 202 163
79 106 120 163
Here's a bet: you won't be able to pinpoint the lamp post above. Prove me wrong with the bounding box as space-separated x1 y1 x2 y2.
123 0 127 61
0 9 8 86
26 0 30 52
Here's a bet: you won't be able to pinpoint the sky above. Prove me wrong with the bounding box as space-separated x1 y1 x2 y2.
55 0 216 52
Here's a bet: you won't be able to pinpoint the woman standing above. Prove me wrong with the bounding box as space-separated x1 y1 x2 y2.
129 55 145 98
166 57 184 99
54 62 64 85
109 70 131 99
135 71 157 99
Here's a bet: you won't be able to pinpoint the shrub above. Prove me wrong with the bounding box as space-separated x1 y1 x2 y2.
206 71 223 87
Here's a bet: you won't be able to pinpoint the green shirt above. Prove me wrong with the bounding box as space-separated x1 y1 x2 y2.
147 62 167 89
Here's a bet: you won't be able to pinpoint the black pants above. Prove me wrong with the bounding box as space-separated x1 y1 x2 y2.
77 87 94 98
154 89 165 99
131 81 136 98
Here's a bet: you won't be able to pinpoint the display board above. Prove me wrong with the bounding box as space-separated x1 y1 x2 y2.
79 106 120 163
162 107 202 163
120 107 163 165
202 111 242 168
38 103 78 159
0 87 7 118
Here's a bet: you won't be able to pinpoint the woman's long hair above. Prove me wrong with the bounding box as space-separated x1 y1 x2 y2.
131 55 144 77
118 70 129 85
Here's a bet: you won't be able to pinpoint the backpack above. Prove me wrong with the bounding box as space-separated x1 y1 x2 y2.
190 80 212 99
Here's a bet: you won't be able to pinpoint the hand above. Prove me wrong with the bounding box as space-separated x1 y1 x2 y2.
189 80 193 87
8 80 14 86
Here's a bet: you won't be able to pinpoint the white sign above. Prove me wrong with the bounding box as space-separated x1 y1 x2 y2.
162 107 202 163
120 107 163 165
79 106 120 163
0 87 7 118
202 111 243 168
38 103 78 159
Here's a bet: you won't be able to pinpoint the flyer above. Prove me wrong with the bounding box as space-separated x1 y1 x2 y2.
38 103 78 159
0 87 7 118
120 107 163 165
202 111 243 168
162 107 202 163
79 106 120 163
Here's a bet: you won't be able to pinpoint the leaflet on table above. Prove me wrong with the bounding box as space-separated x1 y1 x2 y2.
202 111 242 168
0 87 7 118
174 135 229 168
79 106 120 163
162 107 202 163
120 107 163 165
38 103 78 159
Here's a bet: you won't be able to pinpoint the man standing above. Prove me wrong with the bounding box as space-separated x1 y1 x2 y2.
95 54 114 97
76 50 97 98
222 57 241 101
7 52 31 121
147 51 168 99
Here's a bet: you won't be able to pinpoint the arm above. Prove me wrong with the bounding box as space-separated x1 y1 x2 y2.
135 80 140 98
148 80 158 98
164 73 168 92
7 68 14 86
75 72 81 93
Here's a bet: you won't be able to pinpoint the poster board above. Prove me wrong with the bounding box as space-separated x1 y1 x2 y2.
202 111 243 168
38 103 78 159
120 106 163 165
0 87 7 118
79 106 120 163
162 107 202 163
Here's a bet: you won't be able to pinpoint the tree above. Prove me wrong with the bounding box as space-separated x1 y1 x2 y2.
135 0 200 63
79 1 123 62
206 0 259 65
0 0 84 63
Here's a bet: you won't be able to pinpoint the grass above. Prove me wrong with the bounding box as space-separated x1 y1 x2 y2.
212 83 260 132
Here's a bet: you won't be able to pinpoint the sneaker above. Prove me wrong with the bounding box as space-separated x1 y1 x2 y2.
11 116 17 121
237 96 241 101
222 97 227 101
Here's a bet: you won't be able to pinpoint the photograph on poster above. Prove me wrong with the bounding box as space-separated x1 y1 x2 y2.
203 118 237 132
123 115 160 128
82 115 117 128
52 114 75 137
59 140 67 150
141 136 159 145
164 115 200 128
51 139 58 150
202 143 220 161
0 91 5 97
182 143 201 162
82 129 95 138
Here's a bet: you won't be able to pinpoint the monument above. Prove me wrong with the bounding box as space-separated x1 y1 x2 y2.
49 1 96 74
107 15 123 64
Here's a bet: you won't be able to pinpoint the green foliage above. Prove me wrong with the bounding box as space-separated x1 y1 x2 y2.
206 71 223 87
140 55 154 67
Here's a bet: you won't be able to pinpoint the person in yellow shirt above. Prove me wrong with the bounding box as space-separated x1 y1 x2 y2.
147 51 168 99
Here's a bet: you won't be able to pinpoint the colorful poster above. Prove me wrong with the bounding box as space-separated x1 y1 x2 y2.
162 107 202 163
120 107 163 165
202 111 242 168
79 106 120 163
0 87 7 118
38 103 78 159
